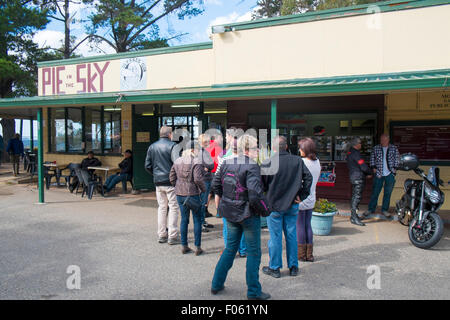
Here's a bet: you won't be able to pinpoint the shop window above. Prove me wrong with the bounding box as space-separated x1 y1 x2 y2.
49 109 66 152
85 107 102 153
49 106 121 154
67 108 83 152
104 109 121 154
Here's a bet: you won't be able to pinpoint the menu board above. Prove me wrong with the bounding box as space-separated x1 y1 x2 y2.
392 124 450 161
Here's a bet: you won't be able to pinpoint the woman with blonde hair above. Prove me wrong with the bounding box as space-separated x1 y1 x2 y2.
170 141 206 255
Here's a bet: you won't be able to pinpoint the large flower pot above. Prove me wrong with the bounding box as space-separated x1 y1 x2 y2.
311 211 337 236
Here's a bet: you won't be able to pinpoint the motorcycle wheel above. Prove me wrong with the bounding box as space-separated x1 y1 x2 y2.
408 212 444 249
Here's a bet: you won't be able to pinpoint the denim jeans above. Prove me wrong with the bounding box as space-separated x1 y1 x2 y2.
368 174 396 212
212 215 262 298
223 218 247 255
104 173 128 192
176 195 202 247
267 204 299 270
200 180 211 225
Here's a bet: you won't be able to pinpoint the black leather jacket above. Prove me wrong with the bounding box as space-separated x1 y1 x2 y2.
212 155 270 223
261 151 312 212
145 137 177 186
347 147 371 182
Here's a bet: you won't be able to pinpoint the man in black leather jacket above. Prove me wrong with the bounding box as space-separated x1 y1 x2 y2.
145 126 180 244
261 136 312 278
346 137 372 226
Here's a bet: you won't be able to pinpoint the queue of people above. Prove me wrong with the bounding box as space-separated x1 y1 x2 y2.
144 126 403 300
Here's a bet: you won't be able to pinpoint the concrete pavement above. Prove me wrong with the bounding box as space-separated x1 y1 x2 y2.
0 181 449 300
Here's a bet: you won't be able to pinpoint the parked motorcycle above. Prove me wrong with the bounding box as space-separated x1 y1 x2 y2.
395 153 445 249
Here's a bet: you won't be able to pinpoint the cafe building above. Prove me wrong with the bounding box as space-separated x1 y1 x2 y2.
0 0 449 207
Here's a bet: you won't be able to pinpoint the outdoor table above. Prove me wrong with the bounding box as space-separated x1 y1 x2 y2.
87 166 120 181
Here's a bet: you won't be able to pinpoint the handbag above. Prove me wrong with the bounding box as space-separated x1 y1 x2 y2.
182 162 202 212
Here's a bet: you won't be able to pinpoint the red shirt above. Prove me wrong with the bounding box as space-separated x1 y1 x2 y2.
206 140 223 173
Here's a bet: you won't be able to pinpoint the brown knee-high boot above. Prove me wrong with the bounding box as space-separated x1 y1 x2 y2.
298 244 307 262
306 244 314 262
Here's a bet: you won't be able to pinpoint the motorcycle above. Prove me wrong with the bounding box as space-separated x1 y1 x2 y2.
395 153 445 249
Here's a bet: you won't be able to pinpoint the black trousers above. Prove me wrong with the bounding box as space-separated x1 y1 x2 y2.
351 179 365 215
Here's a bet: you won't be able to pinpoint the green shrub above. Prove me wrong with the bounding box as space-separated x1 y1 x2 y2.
314 198 337 214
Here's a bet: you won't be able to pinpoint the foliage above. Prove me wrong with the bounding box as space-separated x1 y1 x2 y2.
82 0 204 53
0 0 49 98
313 198 337 214
254 0 384 18
252 0 283 19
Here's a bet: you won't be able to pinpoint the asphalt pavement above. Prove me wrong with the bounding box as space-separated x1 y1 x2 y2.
0 182 449 300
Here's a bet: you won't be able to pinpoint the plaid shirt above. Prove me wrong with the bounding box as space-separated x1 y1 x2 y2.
370 144 400 178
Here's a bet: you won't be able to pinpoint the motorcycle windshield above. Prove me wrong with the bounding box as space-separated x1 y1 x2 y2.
427 167 440 187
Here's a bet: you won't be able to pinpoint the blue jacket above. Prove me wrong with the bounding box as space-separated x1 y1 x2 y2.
6 138 24 155
0 135 4 151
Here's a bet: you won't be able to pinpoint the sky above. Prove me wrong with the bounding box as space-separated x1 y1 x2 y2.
33 0 260 57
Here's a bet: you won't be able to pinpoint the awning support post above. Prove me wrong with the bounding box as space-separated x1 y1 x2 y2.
37 108 44 203
271 99 277 141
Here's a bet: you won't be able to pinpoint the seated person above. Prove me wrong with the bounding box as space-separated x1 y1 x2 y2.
103 150 133 193
81 151 102 175
69 151 102 192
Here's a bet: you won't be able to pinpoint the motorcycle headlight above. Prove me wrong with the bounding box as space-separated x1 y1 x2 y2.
424 183 441 204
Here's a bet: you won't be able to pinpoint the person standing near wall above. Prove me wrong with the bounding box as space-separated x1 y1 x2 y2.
6 133 24 176
211 134 271 300
170 142 206 255
261 136 312 279
346 137 372 226
297 138 321 262
198 134 215 232
145 126 180 245
362 134 400 220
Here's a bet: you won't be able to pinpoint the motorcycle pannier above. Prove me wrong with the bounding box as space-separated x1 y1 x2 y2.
399 153 419 171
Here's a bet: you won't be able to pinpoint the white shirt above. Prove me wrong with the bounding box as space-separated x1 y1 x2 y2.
299 158 321 211
382 146 390 176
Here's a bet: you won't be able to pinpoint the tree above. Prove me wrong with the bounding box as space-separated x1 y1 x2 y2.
254 0 384 18
252 0 283 19
83 0 205 53
0 0 50 157
40 0 90 58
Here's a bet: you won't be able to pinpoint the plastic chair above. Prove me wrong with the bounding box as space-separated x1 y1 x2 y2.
43 162 57 189
121 176 134 194
80 169 103 200
60 163 81 188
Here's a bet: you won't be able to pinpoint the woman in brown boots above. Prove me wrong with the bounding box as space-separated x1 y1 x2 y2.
297 138 321 262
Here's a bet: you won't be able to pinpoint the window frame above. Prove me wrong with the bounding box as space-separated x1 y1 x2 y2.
48 106 123 156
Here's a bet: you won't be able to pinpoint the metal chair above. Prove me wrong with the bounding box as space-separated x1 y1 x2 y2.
121 176 134 194
43 162 57 190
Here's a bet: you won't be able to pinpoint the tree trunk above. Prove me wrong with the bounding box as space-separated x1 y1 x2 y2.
64 0 71 59
0 118 15 162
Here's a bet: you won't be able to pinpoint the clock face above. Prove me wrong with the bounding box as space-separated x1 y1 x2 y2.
120 57 147 91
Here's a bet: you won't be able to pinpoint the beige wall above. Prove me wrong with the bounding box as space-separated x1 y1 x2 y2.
38 50 214 96
213 5 450 84
385 90 450 210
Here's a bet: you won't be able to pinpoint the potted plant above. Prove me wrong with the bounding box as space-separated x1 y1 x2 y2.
311 198 338 236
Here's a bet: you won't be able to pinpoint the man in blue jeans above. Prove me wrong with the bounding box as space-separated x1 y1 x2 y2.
261 136 312 278
103 150 133 193
362 134 400 220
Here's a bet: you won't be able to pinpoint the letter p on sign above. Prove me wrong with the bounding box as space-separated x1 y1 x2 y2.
66 265 81 290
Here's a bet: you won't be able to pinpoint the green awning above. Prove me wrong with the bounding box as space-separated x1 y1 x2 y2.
1 68 449 109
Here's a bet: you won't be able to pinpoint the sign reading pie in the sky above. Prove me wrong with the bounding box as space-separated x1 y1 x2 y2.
38 57 149 96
